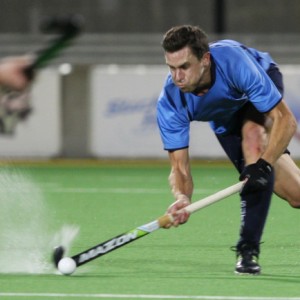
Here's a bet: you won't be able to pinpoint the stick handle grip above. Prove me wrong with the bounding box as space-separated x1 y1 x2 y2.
159 181 244 228
157 214 174 228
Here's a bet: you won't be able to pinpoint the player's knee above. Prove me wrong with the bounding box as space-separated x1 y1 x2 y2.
275 182 300 209
288 200 300 209
242 122 266 156
284 193 300 209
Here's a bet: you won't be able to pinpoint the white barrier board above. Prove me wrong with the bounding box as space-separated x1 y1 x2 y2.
90 65 167 158
280 65 300 158
1 64 299 159
0 69 61 158
90 65 300 159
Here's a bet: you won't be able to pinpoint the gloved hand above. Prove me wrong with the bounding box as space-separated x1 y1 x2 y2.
239 158 273 195
164 196 191 229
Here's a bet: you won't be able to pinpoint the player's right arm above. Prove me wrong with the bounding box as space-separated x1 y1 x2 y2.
164 148 194 228
157 77 193 228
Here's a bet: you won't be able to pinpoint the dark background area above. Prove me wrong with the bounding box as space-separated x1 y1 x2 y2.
0 0 299 34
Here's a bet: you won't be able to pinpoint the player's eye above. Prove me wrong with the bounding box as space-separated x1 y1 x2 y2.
181 63 190 70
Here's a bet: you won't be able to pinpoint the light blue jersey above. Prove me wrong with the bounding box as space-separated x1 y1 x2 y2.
157 40 282 151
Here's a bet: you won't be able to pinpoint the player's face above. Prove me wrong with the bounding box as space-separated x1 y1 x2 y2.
165 46 210 94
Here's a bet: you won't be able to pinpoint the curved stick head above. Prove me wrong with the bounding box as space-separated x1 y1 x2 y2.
53 246 65 268
40 14 84 36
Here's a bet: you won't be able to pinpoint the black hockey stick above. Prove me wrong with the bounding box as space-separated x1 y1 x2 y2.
0 14 83 134
53 182 243 274
24 14 84 79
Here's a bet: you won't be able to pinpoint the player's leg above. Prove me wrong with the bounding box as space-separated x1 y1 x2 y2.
241 121 267 164
220 64 285 274
216 119 272 274
273 153 300 208
215 134 244 172
233 120 274 275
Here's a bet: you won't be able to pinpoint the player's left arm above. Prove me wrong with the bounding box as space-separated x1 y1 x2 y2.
262 99 297 165
228 48 297 193
240 99 297 195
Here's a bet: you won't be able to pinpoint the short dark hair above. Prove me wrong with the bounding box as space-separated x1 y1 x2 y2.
162 25 209 60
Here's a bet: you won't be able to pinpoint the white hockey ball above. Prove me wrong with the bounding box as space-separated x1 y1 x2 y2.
58 257 76 275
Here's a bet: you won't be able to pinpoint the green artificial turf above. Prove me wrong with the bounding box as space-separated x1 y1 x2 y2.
0 161 299 299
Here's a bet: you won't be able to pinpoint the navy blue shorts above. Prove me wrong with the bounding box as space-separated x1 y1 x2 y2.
216 64 288 173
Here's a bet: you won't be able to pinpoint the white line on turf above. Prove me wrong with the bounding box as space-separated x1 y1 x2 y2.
45 187 215 194
2 186 216 194
0 294 300 300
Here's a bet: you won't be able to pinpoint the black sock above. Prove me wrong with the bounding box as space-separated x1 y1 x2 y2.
237 169 274 249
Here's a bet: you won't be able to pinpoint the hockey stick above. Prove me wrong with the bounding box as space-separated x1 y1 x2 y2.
0 14 83 134
24 14 83 79
53 181 243 273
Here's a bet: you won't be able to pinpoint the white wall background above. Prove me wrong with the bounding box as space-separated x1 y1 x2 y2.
89 65 300 159
89 65 165 158
0 65 300 159
0 68 61 158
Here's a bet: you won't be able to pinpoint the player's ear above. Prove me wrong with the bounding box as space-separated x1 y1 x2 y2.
202 52 210 67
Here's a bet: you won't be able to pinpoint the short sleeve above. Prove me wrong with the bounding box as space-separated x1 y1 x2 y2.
228 47 282 112
157 86 190 151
